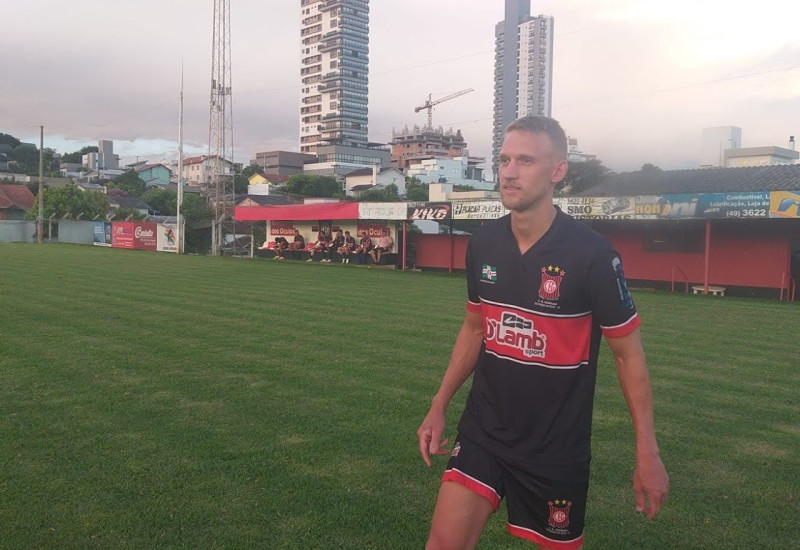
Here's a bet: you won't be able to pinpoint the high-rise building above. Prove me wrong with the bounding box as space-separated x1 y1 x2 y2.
299 0 369 154
701 126 742 168
492 1 554 178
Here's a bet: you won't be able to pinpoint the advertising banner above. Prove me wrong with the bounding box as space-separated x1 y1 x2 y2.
452 201 507 220
357 219 387 238
270 221 296 236
93 221 112 245
157 223 178 252
770 191 800 218
407 202 451 221
554 197 635 219
111 222 135 248
133 222 158 250
359 202 408 220
635 193 770 219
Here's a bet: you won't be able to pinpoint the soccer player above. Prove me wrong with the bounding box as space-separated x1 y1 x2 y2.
416 116 669 549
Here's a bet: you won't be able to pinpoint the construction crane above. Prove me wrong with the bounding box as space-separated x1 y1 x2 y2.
414 88 474 129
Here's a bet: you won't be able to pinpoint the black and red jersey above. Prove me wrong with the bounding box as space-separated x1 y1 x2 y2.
458 209 640 466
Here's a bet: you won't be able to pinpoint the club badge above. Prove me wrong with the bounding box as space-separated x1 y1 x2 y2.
547 500 572 530
539 266 565 301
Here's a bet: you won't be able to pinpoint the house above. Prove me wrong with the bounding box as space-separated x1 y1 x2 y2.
343 166 406 197
236 194 294 208
183 155 236 188
247 172 290 195
0 183 36 220
134 163 172 187
108 194 151 216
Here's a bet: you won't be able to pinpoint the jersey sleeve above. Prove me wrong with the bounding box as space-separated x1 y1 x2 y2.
588 248 640 338
465 238 481 314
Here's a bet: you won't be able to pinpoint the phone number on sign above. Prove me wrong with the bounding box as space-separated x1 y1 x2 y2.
726 209 766 218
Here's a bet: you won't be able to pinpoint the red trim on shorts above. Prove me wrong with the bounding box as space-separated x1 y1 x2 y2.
507 523 584 549
601 313 640 339
466 300 481 314
442 468 501 511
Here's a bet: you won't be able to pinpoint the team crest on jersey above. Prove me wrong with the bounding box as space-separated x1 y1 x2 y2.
539 266 565 301
481 264 497 283
547 500 572 533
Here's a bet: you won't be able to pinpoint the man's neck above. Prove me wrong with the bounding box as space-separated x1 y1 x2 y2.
509 202 557 254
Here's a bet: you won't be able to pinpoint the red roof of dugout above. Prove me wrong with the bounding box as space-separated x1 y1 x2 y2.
235 202 360 221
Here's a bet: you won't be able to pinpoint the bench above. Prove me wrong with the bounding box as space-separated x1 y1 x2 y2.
692 285 726 296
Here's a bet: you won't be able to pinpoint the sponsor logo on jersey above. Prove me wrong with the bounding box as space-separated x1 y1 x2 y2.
481 264 497 283
612 256 634 309
451 442 461 457
547 500 572 533
485 311 546 359
539 266 565 301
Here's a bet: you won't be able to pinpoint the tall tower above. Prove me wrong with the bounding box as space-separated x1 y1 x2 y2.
299 0 370 154
492 0 554 179
208 0 235 255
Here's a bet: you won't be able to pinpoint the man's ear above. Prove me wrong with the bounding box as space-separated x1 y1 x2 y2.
551 159 568 184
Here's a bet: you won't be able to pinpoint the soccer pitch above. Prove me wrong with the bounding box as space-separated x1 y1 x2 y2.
1 244 797 549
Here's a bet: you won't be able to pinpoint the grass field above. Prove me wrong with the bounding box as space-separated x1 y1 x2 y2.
1 243 797 549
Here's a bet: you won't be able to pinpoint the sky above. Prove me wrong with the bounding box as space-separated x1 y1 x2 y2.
1 0 799 175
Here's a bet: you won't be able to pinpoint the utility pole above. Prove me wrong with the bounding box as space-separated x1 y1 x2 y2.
177 64 184 254
37 125 44 244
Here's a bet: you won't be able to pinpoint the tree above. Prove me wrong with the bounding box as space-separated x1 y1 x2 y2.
639 163 662 173
556 159 611 196
181 193 213 226
285 174 341 198
31 183 110 220
356 184 400 202
142 187 177 216
0 133 21 148
61 146 98 164
405 177 429 201
233 164 265 195
110 169 147 197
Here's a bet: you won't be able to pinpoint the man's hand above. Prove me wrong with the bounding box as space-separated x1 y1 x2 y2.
633 452 669 519
417 410 451 467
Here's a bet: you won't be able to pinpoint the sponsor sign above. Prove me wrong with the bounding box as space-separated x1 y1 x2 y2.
408 202 451 221
93 221 112 245
636 193 770 219
770 191 800 218
358 202 408 220
270 221 296 236
133 222 157 250
452 200 506 220
357 219 387 238
554 196 635 219
157 223 178 252
111 222 135 249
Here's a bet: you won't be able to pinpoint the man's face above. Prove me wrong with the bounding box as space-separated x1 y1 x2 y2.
498 130 567 213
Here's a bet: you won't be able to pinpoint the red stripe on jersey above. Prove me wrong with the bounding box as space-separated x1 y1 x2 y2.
442 469 501 511
601 313 640 339
466 300 481 314
481 301 592 368
507 523 585 549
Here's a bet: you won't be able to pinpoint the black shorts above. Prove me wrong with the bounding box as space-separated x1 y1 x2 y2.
442 435 588 549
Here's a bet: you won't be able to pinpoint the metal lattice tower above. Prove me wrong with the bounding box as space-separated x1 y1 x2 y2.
208 0 234 255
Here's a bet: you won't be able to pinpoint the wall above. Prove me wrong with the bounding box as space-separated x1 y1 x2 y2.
409 233 469 270
0 220 36 242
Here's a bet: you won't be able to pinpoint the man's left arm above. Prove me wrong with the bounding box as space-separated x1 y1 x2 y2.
605 328 669 520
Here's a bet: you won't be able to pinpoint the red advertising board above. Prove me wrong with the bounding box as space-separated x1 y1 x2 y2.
133 222 157 250
357 220 387 238
270 221 296 236
112 222 135 249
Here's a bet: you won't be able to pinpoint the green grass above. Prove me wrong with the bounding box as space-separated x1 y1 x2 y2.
0 243 797 549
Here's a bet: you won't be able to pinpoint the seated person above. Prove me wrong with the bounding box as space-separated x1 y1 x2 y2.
370 227 394 265
273 236 289 259
323 229 345 263
287 229 305 256
307 230 330 262
338 230 357 263
353 231 373 264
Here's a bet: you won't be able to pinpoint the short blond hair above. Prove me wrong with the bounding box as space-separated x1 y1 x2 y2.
506 116 568 160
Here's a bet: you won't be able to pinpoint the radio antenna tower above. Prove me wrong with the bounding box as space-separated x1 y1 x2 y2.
208 0 234 255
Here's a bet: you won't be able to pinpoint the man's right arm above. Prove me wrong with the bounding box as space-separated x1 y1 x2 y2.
417 308 484 467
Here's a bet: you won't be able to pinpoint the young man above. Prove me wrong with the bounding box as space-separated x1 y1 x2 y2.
370 227 394 265
339 230 357 263
417 116 668 550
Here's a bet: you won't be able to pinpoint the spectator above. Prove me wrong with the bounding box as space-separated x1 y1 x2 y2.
307 230 330 262
354 230 373 265
324 229 345 263
339 230 357 263
273 236 289 260
370 227 394 265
